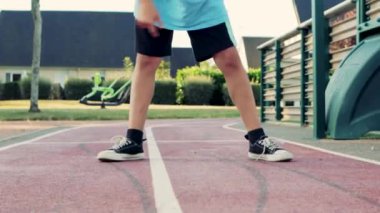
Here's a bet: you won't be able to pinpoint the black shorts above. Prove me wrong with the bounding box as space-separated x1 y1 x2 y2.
135 22 235 62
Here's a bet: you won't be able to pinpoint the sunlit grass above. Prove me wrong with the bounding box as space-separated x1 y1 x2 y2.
0 100 240 121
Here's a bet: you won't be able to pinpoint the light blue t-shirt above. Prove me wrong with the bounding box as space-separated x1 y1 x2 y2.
134 0 229 31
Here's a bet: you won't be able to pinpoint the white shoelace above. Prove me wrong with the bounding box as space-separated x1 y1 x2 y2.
255 137 282 160
110 135 131 150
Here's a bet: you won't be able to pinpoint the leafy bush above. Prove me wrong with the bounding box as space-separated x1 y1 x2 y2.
252 83 261 105
176 65 224 105
156 60 171 80
222 83 261 106
182 76 214 105
247 68 261 83
64 78 93 100
20 77 52 99
176 64 262 105
0 83 4 100
103 78 131 103
2 82 22 100
152 79 177 104
50 83 64 100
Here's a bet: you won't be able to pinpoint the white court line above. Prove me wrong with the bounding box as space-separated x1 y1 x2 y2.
223 122 380 166
0 127 81 152
146 126 183 213
157 139 238 143
30 142 111 144
0 122 128 152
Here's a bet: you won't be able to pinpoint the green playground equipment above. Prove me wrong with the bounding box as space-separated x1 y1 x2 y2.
79 72 131 108
325 0 380 139
258 0 380 139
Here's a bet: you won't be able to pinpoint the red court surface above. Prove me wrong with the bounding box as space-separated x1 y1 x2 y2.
1 119 380 213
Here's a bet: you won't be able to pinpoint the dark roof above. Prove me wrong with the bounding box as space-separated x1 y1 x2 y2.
293 0 345 23
0 11 136 68
170 48 197 76
243 37 272 68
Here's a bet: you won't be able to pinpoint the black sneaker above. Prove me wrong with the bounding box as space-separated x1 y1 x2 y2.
245 135 293 162
97 136 144 161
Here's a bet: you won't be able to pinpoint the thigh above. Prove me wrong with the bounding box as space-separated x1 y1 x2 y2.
135 24 174 57
187 22 235 62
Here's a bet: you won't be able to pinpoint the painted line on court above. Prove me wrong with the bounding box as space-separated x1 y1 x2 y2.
0 126 80 152
223 122 380 166
0 122 131 152
156 139 238 143
30 142 112 144
146 125 183 213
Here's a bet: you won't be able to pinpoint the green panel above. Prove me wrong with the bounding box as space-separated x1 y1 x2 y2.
356 0 367 43
300 29 308 126
275 41 282 121
260 49 266 122
326 35 380 139
358 20 380 42
312 0 329 139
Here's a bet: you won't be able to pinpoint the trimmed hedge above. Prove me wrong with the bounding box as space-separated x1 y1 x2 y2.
20 77 52 99
0 83 3 100
152 79 177 104
223 83 261 106
176 66 224 105
176 65 262 105
2 82 22 100
247 68 261 83
50 83 64 100
64 78 93 100
183 76 214 105
103 79 131 103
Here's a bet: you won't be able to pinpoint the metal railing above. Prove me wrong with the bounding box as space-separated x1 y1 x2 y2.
258 0 380 135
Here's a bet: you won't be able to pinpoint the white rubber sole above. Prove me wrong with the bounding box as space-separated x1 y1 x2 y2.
248 150 293 162
97 150 144 161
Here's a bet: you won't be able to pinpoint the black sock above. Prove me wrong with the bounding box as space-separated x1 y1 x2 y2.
126 129 143 143
247 128 266 143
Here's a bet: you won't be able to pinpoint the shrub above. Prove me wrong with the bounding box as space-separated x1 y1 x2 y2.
176 65 224 105
64 78 93 100
176 65 262 105
156 60 171 80
103 78 131 103
222 83 261 106
252 83 261 105
0 83 3 100
247 68 261 84
20 77 52 99
182 76 214 105
152 79 177 104
50 83 64 100
2 82 22 100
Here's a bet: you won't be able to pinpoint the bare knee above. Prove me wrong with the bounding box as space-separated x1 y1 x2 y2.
213 47 243 75
135 54 161 73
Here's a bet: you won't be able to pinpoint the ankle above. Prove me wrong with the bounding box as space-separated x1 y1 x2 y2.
126 129 144 143
247 128 266 143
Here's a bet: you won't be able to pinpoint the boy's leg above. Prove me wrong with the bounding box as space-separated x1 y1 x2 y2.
97 25 173 162
213 47 260 131
214 47 294 162
213 47 293 162
128 54 161 130
188 23 293 162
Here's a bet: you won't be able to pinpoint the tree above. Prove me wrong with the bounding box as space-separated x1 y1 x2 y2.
30 0 42 112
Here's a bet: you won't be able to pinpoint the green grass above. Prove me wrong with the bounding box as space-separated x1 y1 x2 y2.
0 108 240 121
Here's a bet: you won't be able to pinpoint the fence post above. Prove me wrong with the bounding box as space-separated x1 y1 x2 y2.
300 28 308 126
260 49 266 122
275 40 282 121
312 0 329 139
356 0 368 43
